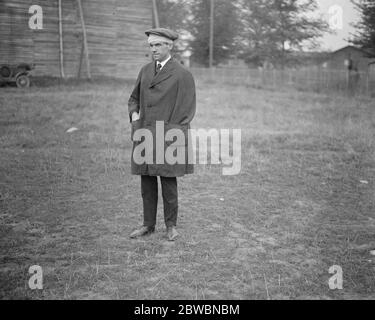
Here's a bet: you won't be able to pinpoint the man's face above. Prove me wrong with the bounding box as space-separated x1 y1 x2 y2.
149 41 172 62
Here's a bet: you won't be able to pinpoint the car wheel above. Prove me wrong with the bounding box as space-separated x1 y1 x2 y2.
16 75 30 88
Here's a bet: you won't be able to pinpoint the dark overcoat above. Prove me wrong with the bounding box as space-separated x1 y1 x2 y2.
128 58 196 177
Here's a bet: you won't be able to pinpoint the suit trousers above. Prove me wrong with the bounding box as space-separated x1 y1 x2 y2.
141 175 178 228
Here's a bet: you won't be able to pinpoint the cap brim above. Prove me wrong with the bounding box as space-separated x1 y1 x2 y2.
145 29 178 41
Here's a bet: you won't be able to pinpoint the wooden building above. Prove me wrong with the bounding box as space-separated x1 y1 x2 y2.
324 45 375 73
0 0 154 78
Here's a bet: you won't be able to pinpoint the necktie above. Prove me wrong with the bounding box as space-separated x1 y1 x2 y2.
156 62 162 74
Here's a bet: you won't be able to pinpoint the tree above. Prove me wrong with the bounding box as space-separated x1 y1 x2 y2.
237 0 278 67
239 0 328 68
188 0 241 66
350 0 375 55
156 0 192 57
157 0 190 34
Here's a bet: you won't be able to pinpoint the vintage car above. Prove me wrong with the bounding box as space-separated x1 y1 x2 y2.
0 63 35 88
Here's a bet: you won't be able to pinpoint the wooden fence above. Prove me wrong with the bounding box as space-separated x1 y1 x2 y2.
190 67 375 97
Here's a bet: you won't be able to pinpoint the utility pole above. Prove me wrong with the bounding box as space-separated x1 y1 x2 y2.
77 0 91 79
209 0 214 68
152 0 160 28
58 0 65 78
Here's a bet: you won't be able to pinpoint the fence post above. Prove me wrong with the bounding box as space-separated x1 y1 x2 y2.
288 69 292 86
307 68 311 91
346 69 350 94
210 67 215 82
259 67 264 87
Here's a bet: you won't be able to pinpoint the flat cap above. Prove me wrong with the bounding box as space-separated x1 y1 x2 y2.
145 28 179 41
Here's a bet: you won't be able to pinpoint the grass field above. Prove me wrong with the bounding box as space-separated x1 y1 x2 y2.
0 77 374 300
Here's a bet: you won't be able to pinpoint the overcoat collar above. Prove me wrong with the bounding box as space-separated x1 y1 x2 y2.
149 58 176 88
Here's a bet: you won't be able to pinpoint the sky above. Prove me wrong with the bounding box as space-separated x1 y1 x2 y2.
315 0 361 51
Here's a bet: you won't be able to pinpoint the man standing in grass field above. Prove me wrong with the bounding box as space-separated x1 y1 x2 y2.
128 28 196 241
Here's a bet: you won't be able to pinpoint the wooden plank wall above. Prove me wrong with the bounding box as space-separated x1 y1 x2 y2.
0 0 34 65
0 0 152 78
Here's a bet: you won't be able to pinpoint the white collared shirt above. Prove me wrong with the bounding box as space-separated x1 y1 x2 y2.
157 55 171 70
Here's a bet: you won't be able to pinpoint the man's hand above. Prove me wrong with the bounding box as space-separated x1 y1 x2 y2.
131 112 140 122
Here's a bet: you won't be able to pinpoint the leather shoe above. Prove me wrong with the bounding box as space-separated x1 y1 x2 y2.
130 226 155 239
166 226 179 241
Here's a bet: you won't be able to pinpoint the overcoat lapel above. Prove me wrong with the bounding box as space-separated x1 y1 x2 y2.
149 59 175 88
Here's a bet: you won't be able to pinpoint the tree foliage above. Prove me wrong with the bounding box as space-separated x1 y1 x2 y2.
188 0 241 66
239 0 328 67
157 0 190 34
156 0 191 55
156 0 329 67
350 0 375 55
